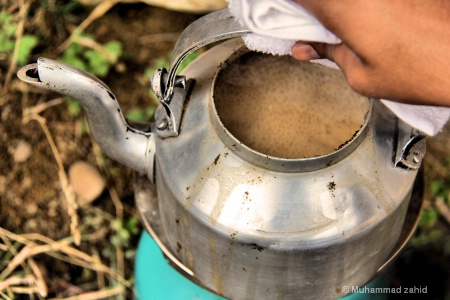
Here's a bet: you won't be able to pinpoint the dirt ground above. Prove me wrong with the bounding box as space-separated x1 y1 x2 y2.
0 1 198 298
0 1 449 299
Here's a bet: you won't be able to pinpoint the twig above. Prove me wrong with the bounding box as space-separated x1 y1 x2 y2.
0 290 14 300
435 198 450 225
6 1 19 13
116 247 125 294
89 136 123 218
71 35 118 62
0 227 30 246
89 135 125 283
0 274 34 292
23 114 81 246
56 0 121 53
2 0 30 99
92 249 105 290
22 234 130 287
28 258 48 297
0 231 28 276
7 286 41 296
48 286 125 300
43 251 130 287
0 239 72 281
22 98 64 118
0 227 131 288
21 99 82 245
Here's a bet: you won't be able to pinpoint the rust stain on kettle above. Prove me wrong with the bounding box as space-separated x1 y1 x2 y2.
214 154 221 165
209 233 223 295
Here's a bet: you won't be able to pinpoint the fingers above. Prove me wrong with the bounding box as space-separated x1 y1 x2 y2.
291 42 320 60
292 41 372 96
292 41 363 70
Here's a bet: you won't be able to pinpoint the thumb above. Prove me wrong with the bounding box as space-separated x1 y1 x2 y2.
292 41 371 95
310 42 364 70
292 41 364 73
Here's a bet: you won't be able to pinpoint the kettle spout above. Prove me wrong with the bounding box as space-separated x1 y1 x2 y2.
17 58 155 180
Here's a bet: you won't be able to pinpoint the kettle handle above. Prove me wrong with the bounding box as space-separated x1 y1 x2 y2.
394 120 427 170
151 8 250 103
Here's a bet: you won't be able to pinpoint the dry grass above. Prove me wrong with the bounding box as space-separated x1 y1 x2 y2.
1 99 134 299
0 0 199 296
1 0 140 298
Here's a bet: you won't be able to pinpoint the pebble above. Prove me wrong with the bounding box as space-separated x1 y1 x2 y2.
68 161 106 206
0 176 6 194
47 200 58 217
26 201 39 215
13 140 32 163
24 219 38 231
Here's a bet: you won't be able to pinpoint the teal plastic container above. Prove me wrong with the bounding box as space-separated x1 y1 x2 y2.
135 231 388 300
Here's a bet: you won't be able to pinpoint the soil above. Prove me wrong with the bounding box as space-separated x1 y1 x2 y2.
0 2 198 298
1 1 449 299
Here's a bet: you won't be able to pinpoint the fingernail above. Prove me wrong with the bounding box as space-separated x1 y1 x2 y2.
292 43 320 60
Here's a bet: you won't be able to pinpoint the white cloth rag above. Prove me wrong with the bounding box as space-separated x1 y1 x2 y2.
228 0 450 136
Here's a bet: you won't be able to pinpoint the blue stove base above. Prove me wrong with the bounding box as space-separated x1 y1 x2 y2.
135 231 388 300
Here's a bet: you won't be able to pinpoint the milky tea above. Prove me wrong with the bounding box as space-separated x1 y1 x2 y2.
213 52 370 159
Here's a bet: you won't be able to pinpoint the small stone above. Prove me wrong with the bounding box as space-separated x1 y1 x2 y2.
48 208 58 217
24 219 38 231
26 202 39 215
21 175 32 189
68 161 106 206
1 105 11 121
13 140 32 163
0 176 6 194
47 200 58 217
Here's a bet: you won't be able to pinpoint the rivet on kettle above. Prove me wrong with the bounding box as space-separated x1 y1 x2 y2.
156 118 168 130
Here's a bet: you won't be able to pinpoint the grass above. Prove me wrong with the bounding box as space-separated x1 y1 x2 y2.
0 97 136 299
0 0 144 298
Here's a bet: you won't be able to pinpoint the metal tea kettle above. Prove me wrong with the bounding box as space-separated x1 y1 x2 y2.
18 8 426 300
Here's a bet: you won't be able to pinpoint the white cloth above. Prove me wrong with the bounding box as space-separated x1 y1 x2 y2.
228 0 450 136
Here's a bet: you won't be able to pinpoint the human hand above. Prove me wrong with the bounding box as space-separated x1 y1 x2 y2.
291 0 450 107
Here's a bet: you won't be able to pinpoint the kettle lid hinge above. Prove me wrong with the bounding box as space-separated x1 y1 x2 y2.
153 79 194 139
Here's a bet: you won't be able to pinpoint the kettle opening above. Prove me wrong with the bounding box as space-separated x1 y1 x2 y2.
211 50 372 171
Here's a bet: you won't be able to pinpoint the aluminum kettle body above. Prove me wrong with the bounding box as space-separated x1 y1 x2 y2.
17 9 426 300
139 38 423 300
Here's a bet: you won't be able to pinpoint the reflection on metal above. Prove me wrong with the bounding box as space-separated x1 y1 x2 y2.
377 167 424 272
134 176 195 277
134 168 424 297
394 125 427 170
